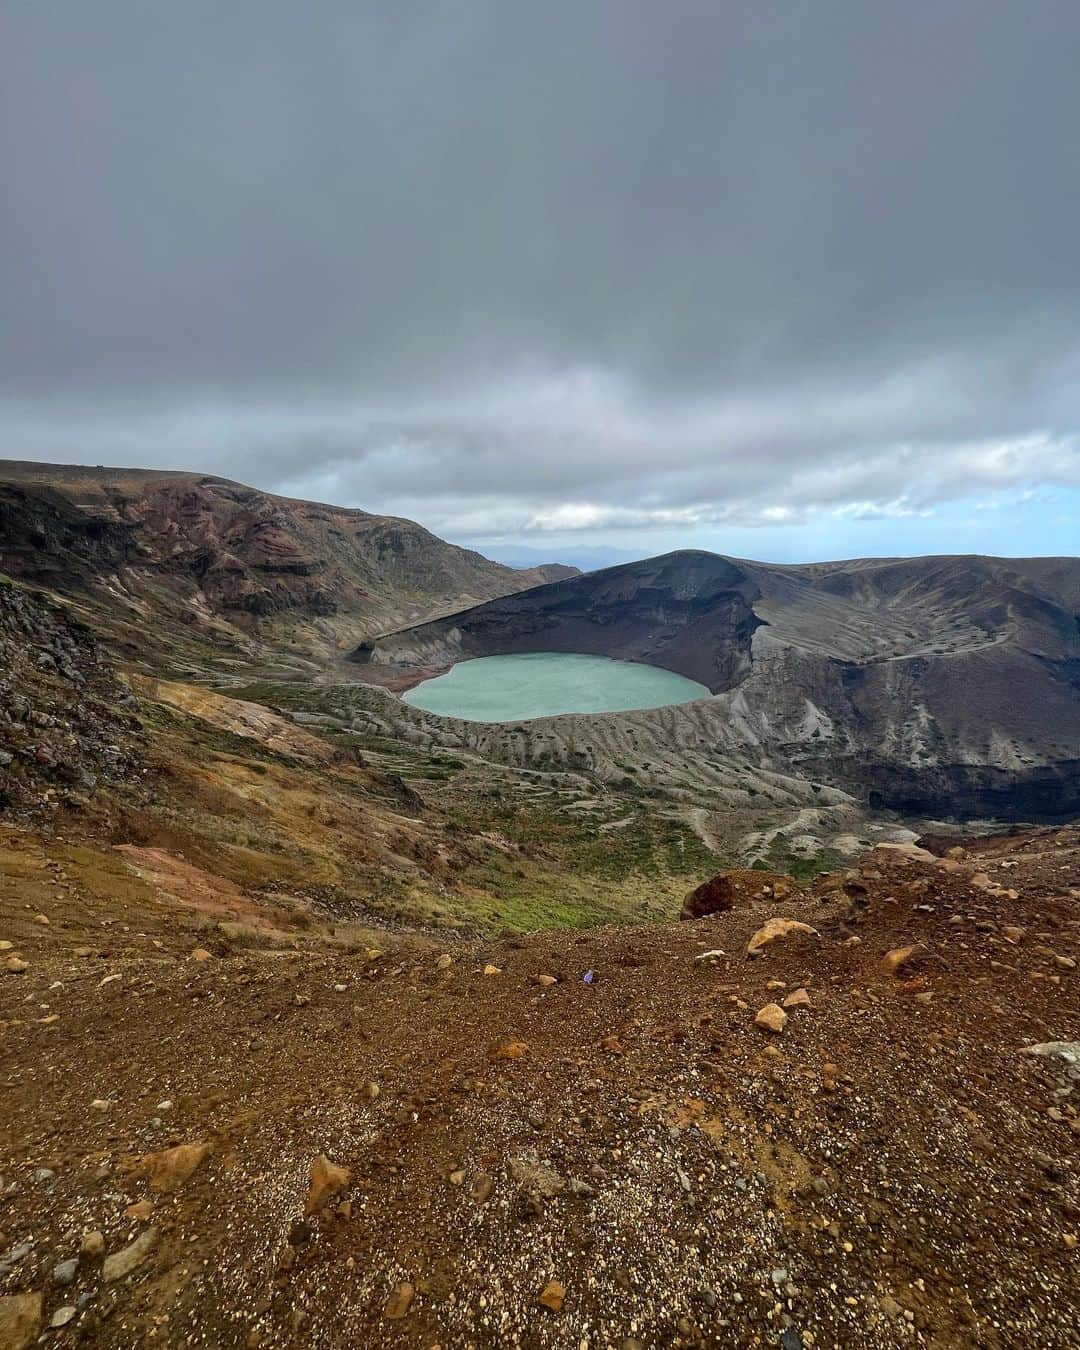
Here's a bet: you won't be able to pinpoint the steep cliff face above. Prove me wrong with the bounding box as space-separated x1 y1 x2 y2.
0 579 143 820
355 551 765 692
0 461 576 673
358 549 1080 821
0 481 138 585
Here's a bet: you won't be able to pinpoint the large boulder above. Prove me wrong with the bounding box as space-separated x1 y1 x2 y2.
680 869 796 921
747 918 820 958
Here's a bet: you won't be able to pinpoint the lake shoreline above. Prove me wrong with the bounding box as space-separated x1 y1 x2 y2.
400 650 711 724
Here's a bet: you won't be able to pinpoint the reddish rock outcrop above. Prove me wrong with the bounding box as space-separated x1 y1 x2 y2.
680 869 796 921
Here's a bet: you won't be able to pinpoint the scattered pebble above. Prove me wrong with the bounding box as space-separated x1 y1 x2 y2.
539 1279 565 1311
383 1282 414 1319
52 1258 78 1285
306 1154 350 1214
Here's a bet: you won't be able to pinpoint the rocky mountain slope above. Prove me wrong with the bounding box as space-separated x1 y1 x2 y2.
0 579 143 822
0 464 859 927
0 572 722 938
0 461 575 678
358 550 1080 821
2 825 1077 1347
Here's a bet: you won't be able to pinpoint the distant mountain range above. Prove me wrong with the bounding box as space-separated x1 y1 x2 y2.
479 542 643 574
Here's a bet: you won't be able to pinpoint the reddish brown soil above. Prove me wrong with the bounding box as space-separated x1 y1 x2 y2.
358 662 454 694
1 828 1077 1348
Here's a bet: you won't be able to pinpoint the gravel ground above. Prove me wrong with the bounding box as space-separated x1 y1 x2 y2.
1 826 1077 1348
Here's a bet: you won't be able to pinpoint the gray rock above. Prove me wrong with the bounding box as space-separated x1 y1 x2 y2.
1027 1042 1080 1093
53 1258 78 1285
0 1241 32 1274
51 1306 77 1328
1026 1041 1080 1065
102 1227 159 1282
508 1156 566 1200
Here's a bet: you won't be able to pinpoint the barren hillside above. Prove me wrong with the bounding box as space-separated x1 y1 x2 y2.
2 824 1077 1348
358 551 1080 821
0 461 575 678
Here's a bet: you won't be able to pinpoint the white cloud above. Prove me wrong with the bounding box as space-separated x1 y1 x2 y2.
1 362 1078 544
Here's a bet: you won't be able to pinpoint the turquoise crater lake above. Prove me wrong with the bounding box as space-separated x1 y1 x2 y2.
401 652 710 723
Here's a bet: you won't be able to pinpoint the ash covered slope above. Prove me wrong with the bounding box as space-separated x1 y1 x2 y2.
356 551 768 691
357 550 1080 819
0 461 575 673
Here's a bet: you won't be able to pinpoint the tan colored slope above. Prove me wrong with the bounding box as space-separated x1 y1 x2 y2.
130 675 340 765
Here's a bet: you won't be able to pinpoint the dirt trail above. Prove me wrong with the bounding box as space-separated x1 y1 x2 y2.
1 827 1078 1348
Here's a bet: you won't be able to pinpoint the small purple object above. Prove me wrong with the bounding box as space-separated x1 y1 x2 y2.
583 969 595 984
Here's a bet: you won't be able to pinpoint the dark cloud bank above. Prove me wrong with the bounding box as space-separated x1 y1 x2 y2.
2 2 1079 542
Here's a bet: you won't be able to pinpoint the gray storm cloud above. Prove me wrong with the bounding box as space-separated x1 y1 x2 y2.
2 2 1079 535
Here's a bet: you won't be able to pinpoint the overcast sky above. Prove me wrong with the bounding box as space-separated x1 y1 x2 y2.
3 2 1079 562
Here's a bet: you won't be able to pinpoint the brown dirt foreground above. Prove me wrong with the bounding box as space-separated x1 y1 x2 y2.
1 827 1078 1350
